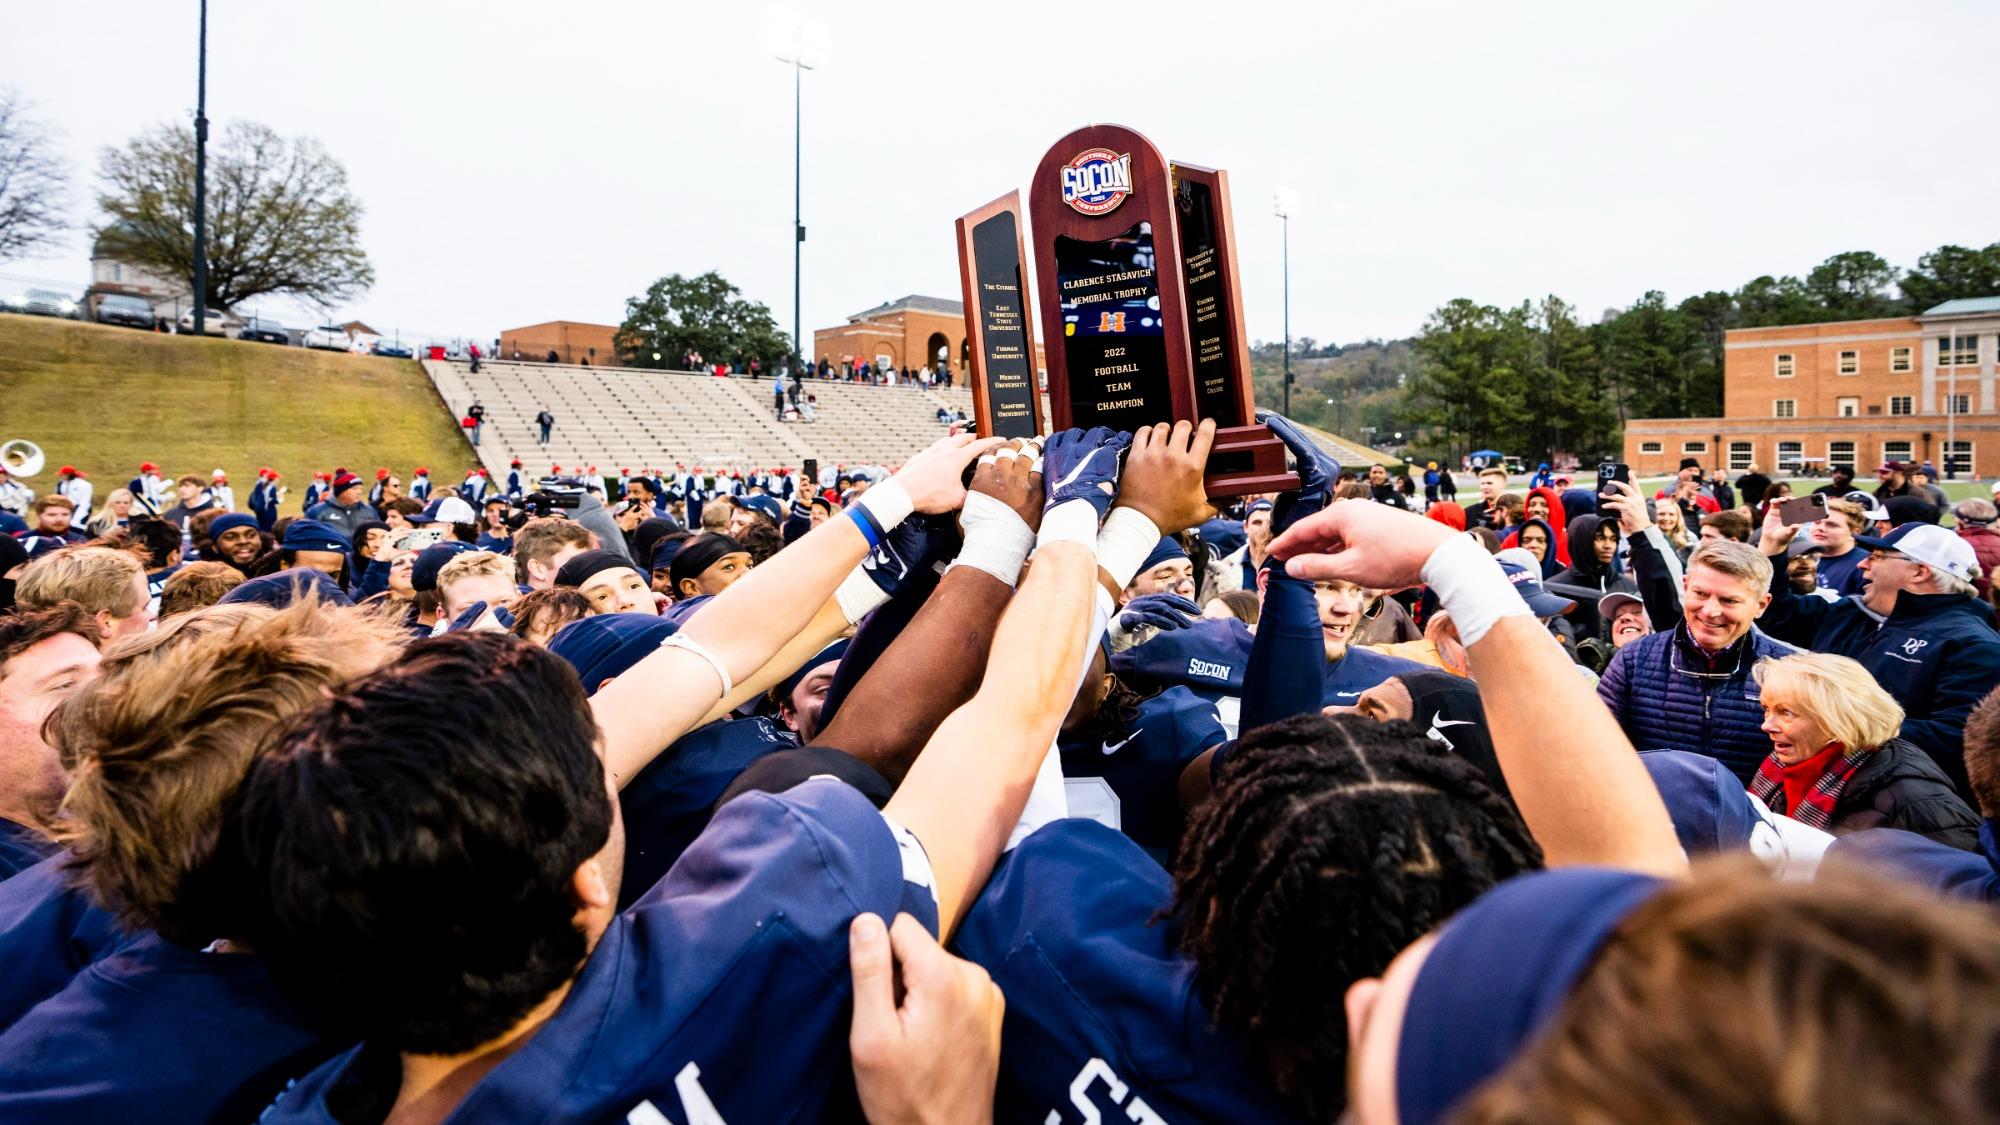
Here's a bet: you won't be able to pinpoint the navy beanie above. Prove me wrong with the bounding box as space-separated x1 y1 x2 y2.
546 613 678 695
1109 617 1252 694
208 512 259 540
555 548 639 590
411 540 478 592
1395 868 1667 1125
772 638 850 704
280 519 349 555
1135 536 1190 577
218 567 354 610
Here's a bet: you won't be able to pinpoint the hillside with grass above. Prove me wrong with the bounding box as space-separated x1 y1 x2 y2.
0 314 473 506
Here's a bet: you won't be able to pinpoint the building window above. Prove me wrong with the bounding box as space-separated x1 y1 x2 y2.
1775 353 1795 378
1883 440 1913 464
1829 441 1856 470
1941 335 1979 366
1889 395 1913 416
1777 442 1804 471
1682 441 1707 455
1945 440 1974 474
1774 399 1796 418
1838 350 1858 375
1946 394 1971 415
1728 441 1754 471
1837 396 1859 418
1891 346 1913 373
1639 441 1663 454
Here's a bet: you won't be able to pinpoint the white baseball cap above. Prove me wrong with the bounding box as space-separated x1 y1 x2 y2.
1854 522 1978 583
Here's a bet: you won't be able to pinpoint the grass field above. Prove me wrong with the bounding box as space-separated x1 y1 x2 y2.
0 313 473 508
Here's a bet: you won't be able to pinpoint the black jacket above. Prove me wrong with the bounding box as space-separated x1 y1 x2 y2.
1825 738 1982 851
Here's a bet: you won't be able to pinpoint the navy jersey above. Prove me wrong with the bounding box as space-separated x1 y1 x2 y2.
261 779 937 1124
0 855 128 1026
1323 645 1431 706
1060 685 1230 857
618 715 800 908
1826 818 2000 904
0 816 56 882
0 933 337 1123
1816 547 1867 598
954 819 1307 1125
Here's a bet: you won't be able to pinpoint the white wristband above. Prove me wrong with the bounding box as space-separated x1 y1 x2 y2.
835 566 891 625
660 631 734 698
1094 507 1164 592
948 491 1034 587
1036 499 1101 550
1419 532 1531 647
856 477 915 532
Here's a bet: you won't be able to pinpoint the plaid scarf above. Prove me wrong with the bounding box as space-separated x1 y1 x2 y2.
1751 742 1869 830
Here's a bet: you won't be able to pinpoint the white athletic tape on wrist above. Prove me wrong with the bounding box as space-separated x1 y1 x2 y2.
1419 532 1531 647
855 477 914 532
835 566 890 625
949 492 1034 586
1094 507 1164 592
1036 499 1101 550
659 632 734 698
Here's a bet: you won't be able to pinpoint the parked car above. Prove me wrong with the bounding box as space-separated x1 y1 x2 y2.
369 339 414 359
237 317 289 344
176 308 232 336
94 294 155 329
5 289 79 319
303 325 352 351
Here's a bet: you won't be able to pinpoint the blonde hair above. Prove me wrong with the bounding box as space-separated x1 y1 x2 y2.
158 561 245 620
15 546 145 620
88 489 136 535
1686 539 1772 593
1822 496 1865 534
436 549 512 597
1753 652 1904 752
50 598 407 944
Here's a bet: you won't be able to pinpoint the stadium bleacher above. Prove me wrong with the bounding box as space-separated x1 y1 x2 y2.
422 359 1390 479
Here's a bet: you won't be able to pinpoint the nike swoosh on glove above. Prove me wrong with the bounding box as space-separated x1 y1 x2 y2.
861 511 962 599
1259 409 1338 535
1041 426 1131 518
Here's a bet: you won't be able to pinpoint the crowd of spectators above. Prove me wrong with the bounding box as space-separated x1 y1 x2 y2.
0 427 1995 1122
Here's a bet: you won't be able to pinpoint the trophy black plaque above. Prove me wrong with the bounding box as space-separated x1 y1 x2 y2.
955 192 1044 440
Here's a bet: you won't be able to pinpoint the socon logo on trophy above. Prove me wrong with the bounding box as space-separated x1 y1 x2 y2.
1060 149 1133 215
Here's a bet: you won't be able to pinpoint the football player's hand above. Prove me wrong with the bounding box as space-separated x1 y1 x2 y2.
850 912 1002 1125
1115 419 1217 534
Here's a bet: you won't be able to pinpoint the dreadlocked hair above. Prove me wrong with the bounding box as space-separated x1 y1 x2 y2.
1064 672 1157 749
1171 712 1543 1122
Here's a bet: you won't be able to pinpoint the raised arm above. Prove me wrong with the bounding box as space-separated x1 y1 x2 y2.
592 434 999 785
1751 504 1831 646
1271 501 1686 877
1601 479 1683 632
812 441 1043 786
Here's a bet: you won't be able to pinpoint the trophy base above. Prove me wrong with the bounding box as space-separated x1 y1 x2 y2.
1204 422 1300 499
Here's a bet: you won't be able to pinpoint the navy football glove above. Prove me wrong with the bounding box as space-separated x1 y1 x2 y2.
1041 426 1131 518
861 511 962 600
1117 593 1202 634
1257 410 1339 536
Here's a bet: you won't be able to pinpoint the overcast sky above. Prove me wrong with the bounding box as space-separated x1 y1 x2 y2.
5 0 1996 349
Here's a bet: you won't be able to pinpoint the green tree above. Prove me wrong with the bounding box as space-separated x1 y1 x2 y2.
1407 299 1525 461
94 120 372 310
1732 274 1819 328
615 271 790 371
1596 291 1687 419
1535 296 1615 458
1804 250 1900 319
1900 243 2000 312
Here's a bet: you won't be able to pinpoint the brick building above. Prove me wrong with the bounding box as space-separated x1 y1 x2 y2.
813 294 971 375
1625 296 2000 479
499 321 622 366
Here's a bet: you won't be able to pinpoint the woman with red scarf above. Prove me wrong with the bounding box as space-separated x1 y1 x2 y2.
1751 652 1978 849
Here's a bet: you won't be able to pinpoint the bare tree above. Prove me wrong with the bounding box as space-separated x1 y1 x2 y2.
94 120 373 311
0 89 71 262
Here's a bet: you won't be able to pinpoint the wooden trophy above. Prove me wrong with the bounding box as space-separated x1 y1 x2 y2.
954 192 1044 440
1020 123 1295 495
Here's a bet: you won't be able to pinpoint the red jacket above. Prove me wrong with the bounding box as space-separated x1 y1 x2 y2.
1957 525 2000 601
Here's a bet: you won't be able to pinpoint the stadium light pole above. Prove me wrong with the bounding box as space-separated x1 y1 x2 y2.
1273 191 1293 418
774 52 813 369
191 0 210 337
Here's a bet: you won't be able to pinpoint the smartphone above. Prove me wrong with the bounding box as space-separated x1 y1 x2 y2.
1595 462 1631 518
394 526 444 552
1779 493 1828 526
803 458 819 487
